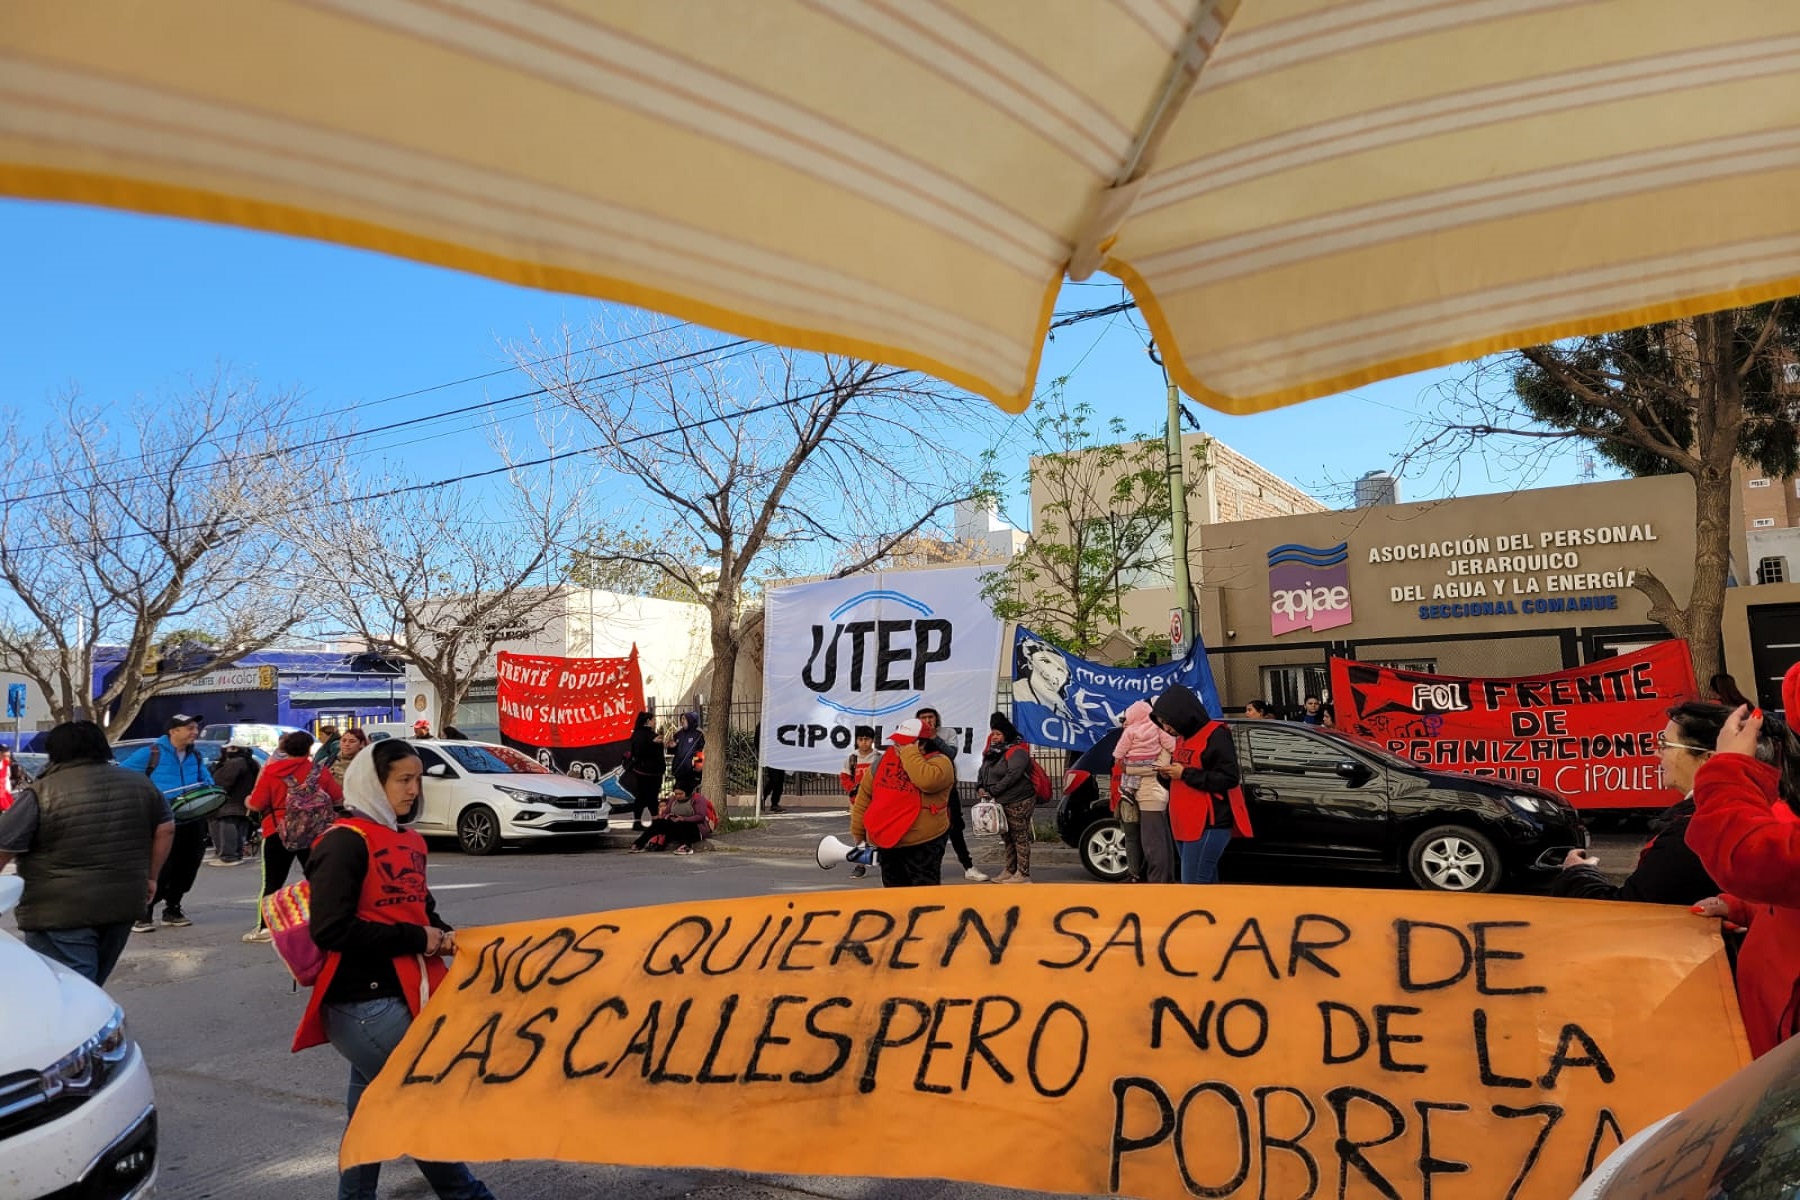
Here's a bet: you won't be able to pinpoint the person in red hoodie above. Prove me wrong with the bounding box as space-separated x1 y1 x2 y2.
1686 663 1800 1058
242 729 344 945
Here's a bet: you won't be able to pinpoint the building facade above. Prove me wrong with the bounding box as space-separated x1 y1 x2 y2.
1106 474 1702 714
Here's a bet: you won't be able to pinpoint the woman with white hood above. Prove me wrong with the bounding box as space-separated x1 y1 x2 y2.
291 738 497 1200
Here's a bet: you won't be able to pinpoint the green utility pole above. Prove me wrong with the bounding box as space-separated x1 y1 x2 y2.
1149 346 1192 659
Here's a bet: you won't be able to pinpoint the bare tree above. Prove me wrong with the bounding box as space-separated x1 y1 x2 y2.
1403 304 1800 680
514 320 998 809
305 418 589 729
981 392 1204 657
0 379 327 736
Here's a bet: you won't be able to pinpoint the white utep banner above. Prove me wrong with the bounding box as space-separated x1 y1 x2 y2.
762 566 1004 772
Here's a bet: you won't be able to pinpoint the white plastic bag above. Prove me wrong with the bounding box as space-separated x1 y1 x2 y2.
970 797 1005 836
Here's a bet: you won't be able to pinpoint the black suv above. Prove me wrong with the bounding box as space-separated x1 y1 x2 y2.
1055 720 1587 892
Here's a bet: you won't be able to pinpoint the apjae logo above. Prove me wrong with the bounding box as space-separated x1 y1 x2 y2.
800 589 952 717
1268 542 1354 637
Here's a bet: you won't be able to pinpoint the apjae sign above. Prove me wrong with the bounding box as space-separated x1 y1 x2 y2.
762 566 1003 773
1268 542 1353 637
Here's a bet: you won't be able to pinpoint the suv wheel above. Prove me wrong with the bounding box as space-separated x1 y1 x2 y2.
457 804 501 856
1078 819 1130 882
1407 825 1500 893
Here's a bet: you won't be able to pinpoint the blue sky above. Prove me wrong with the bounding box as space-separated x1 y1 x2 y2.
0 199 1603 535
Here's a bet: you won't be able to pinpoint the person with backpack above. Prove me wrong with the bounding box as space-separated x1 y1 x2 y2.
121 713 217 932
294 738 497 1200
243 729 344 945
1150 684 1250 885
976 713 1038 883
850 718 952 888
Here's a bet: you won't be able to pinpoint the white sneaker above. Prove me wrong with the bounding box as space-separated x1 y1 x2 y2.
963 866 990 882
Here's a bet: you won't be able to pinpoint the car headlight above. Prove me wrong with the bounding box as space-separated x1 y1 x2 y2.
1505 793 1553 815
493 786 550 805
41 1006 130 1100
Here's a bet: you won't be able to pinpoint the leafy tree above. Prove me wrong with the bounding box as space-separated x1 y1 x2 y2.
1415 303 1799 680
981 394 1203 657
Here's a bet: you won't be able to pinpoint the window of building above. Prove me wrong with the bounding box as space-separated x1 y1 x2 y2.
1794 478 1800 498
1262 665 1328 714
1372 659 1438 673
1755 518 1777 528
1759 557 1788 585
1749 478 1773 489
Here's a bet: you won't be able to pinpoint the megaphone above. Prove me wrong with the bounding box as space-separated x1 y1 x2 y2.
816 834 879 871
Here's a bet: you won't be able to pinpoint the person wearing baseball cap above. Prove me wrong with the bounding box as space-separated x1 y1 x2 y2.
848 718 953 887
119 713 214 931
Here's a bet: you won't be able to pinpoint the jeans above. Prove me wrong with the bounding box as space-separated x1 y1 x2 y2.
24 923 133 986
324 997 496 1200
210 815 249 862
1176 827 1233 884
878 834 947 888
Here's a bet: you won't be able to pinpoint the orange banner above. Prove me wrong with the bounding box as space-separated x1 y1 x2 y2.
342 887 1748 1199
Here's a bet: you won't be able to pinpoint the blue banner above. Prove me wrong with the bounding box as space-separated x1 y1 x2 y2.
5 684 23 720
1008 626 1221 751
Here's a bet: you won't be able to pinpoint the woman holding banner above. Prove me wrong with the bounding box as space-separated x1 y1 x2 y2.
295 739 496 1200
1552 702 1726 905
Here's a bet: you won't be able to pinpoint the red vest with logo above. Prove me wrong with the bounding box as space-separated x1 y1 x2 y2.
292 816 448 1052
1168 721 1254 842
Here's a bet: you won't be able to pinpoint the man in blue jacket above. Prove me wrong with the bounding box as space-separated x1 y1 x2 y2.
120 713 215 932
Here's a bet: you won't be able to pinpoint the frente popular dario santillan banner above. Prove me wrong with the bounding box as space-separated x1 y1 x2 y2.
761 566 1004 772
496 649 645 782
1330 642 1698 810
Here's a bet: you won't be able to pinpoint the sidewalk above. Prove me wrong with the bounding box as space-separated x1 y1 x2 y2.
598 806 1079 867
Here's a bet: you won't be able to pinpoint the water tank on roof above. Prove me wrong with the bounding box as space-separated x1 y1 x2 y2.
1354 470 1399 508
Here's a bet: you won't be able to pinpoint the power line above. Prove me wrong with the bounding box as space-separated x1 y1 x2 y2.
0 338 757 508
0 368 912 556
0 320 728 497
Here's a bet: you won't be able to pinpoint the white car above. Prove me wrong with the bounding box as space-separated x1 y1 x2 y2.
0 876 158 1199
405 740 612 854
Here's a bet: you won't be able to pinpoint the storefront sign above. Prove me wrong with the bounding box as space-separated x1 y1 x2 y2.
1268 542 1353 636
762 567 1003 771
1367 524 1657 620
497 650 644 749
341 887 1748 1200
172 665 278 693
1009 626 1221 751
1330 642 1698 810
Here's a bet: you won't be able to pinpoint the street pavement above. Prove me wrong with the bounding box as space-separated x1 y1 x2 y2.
40 813 1646 1198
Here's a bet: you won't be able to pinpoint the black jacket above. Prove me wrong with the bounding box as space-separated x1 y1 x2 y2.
1151 685 1240 798
1551 796 1719 905
624 725 665 781
211 752 258 819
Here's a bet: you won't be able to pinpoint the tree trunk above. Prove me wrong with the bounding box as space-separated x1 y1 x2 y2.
1682 465 1736 684
700 612 740 818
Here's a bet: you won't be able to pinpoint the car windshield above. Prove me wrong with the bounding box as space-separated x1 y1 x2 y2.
441 743 539 774
483 744 553 774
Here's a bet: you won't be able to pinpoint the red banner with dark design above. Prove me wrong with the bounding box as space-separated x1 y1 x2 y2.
497 649 644 749
1330 642 1698 810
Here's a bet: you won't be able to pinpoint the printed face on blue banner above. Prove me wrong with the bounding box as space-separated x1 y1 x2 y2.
1008 628 1222 752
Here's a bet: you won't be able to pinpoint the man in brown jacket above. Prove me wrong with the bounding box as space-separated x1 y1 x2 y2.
851 719 952 887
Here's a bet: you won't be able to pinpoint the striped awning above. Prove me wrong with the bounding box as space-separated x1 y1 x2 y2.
3 1 1796 414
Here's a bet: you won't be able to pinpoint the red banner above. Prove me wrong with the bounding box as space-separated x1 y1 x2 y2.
1330 642 1698 811
496 649 645 749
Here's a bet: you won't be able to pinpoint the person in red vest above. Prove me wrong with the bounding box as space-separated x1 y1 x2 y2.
1150 684 1249 885
850 718 952 887
293 738 496 1200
